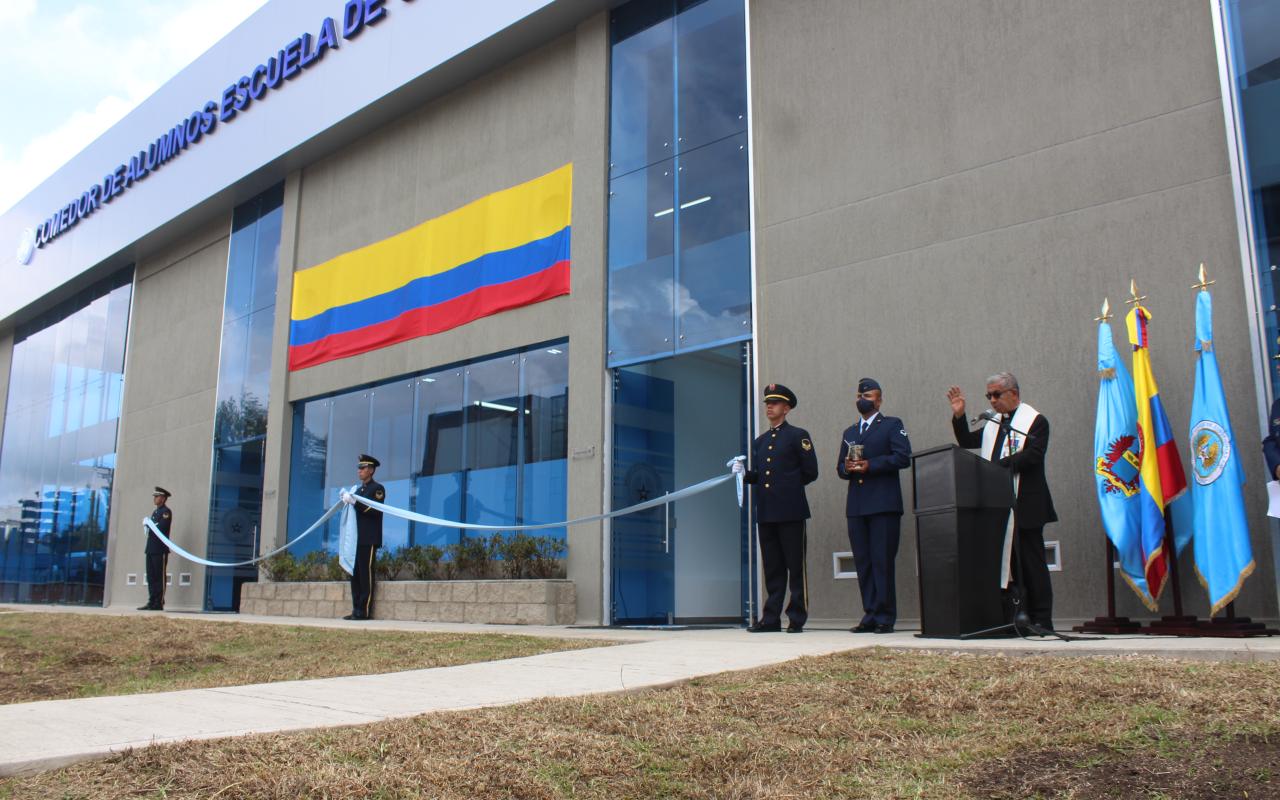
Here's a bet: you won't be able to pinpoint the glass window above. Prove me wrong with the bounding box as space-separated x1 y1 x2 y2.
676 133 751 348
0 269 132 605
205 183 284 610
607 0 751 366
414 369 465 549
610 4 675 179
675 0 748 155
1224 1 1280 390
465 356 520 529
286 342 570 559
608 161 676 364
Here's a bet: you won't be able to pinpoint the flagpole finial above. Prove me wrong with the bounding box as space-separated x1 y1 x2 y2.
1192 262 1215 291
1094 298 1112 323
1126 279 1147 307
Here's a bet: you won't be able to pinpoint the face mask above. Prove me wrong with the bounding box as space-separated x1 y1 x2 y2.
856 398 875 415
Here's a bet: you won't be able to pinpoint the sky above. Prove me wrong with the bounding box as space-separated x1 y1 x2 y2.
0 0 271 215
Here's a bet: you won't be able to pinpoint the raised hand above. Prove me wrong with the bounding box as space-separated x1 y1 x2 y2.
946 385 967 419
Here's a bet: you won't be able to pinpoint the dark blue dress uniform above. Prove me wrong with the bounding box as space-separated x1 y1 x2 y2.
837 410 911 631
350 454 385 620
744 385 819 632
141 487 172 610
1263 398 1280 482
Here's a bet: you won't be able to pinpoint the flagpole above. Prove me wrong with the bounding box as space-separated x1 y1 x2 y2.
1072 539 1140 634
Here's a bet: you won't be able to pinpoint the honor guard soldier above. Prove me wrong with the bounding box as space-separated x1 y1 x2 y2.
837 378 912 634
732 384 819 633
139 487 172 611
341 454 385 620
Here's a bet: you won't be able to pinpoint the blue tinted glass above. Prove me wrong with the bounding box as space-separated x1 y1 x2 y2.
414 369 464 548
286 344 569 559
610 7 675 178
1225 1 1280 390
675 0 746 155
206 183 283 609
608 160 676 364
370 381 413 548
287 400 330 557
0 269 132 605
676 133 751 349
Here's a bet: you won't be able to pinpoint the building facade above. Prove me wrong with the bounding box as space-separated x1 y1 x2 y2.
0 0 1277 626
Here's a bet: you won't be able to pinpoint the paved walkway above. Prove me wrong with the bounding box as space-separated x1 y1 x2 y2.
3 604 1279 776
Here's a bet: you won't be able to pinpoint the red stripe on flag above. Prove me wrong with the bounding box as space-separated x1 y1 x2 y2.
289 261 570 370
1155 440 1187 504
1146 545 1168 601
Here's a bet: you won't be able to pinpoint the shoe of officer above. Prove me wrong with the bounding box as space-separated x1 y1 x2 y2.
136 604 155 611
785 624 804 634
851 622 876 633
747 621 781 633
873 624 894 634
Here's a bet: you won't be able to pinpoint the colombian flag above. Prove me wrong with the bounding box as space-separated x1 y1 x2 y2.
289 164 572 370
1127 303 1188 602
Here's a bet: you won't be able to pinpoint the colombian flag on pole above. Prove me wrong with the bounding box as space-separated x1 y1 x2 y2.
289 164 572 370
1127 300 1189 602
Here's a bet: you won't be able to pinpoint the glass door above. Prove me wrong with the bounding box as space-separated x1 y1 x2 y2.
610 343 748 624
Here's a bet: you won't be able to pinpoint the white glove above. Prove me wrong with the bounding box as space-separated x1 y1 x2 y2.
340 490 355 505
730 460 745 475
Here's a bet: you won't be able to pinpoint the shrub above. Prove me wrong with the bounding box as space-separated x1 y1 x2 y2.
400 544 444 580
449 535 495 579
374 548 407 580
260 550 343 582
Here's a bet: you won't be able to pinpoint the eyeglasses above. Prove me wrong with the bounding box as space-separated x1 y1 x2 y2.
985 390 1007 400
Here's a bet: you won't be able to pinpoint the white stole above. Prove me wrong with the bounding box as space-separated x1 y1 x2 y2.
978 402 1039 588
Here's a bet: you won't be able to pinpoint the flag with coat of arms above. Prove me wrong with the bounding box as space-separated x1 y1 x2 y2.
1093 311 1156 609
1187 288 1254 615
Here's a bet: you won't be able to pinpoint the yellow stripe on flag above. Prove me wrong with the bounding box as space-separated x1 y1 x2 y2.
292 164 572 322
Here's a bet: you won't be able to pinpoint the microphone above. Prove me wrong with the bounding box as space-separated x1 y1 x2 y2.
971 409 1001 425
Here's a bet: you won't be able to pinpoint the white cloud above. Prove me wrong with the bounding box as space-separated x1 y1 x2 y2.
0 0 269 214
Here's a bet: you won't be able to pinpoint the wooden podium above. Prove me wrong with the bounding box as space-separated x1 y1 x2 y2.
912 445 1015 638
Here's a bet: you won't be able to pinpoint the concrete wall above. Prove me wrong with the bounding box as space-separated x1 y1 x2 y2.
748 0 1277 624
104 219 229 610
268 16 611 621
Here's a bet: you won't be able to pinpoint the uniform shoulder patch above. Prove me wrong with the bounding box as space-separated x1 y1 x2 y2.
162 512 170 519
900 429 908 436
374 489 385 501
801 438 812 451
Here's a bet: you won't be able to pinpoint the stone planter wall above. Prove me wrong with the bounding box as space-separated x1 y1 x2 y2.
239 579 576 625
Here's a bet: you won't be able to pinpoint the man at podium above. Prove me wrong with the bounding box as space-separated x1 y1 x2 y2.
946 373 1057 631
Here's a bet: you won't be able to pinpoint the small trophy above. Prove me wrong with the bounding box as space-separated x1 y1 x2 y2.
845 441 863 466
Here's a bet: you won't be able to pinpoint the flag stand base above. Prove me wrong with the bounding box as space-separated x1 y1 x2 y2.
1194 615 1279 638
1072 616 1141 634
1139 615 1201 636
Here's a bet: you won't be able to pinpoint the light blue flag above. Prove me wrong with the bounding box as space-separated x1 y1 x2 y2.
1094 318 1156 610
1188 289 1255 615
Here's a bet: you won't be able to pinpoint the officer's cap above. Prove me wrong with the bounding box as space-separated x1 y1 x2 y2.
357 454 381 469
763 383 797 408
152 486 171 498
857 377 881 394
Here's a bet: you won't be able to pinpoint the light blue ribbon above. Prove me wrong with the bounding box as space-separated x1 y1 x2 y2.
143 500 344 568
142 460 744 568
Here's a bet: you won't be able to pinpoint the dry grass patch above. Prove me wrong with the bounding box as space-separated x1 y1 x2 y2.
4 648 1279 799
0 612 605 703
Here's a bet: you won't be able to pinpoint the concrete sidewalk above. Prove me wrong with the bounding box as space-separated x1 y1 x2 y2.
2 605 1279 776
